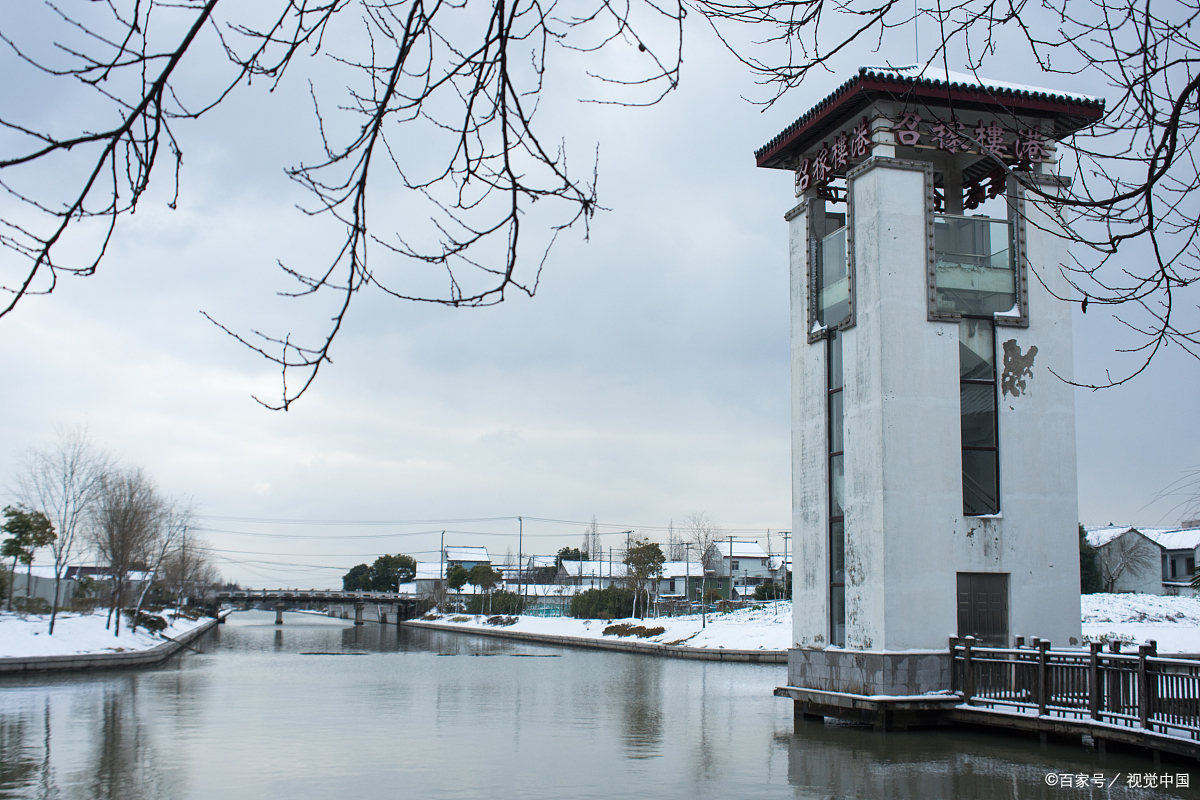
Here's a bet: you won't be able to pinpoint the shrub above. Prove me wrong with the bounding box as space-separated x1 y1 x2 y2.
571 586 634 619
466 591 526 616
125 609 168 632
603 623 665 638
485 615 517 626
13 596 51 615
753 582 786 601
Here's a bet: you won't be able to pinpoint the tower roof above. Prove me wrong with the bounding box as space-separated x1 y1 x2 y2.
755 65 1105 170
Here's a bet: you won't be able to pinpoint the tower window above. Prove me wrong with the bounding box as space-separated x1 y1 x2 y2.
960 319 999 515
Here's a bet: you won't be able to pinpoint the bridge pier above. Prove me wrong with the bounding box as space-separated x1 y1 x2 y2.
354 602 365 626
275 603 285 625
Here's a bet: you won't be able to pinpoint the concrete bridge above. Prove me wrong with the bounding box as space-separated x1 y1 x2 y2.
215 589 424 626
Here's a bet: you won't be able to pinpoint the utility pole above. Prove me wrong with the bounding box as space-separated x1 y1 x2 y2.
439 531 445 610
728 535 735 601
782 531 789 617
517 516 523 600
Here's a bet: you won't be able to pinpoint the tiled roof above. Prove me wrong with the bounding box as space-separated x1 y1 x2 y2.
755 65 1105 169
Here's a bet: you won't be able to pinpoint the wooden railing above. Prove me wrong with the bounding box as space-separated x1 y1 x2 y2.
950 636 1200 742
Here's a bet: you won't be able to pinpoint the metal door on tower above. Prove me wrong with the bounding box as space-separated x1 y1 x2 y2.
956 572 1009 647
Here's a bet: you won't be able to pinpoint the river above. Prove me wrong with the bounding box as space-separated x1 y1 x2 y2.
0 611 1192 799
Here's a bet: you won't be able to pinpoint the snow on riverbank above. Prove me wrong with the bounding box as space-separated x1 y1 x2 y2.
412 602 794 651
0 610 212 659
414 594 1200 654
1081 593 1200 654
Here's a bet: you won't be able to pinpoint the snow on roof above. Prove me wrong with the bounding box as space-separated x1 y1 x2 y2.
444 546 489 562
714 542 769 560
1086 525 1200 551
658 561 705 579
558 560 629 579
859 65 1104 106
755 64 1105 169
1085 525 1136 548
1141 527 1200 551
415 562 445 580
525 555 557 569
769 556 792 571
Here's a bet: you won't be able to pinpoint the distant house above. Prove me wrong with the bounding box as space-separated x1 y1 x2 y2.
414 562 446 596
706 541 771 579
1085 526 1200 595
443 546 490 571
556 559 629 590
651 561 706 600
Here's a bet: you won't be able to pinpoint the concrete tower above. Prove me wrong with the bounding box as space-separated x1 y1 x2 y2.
756 67 1104 703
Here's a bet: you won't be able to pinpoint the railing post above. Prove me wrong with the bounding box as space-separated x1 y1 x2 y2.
1138 642 1155 730
1037 639 1051 716
1108 641 1122 714
963 636 976 705
1089 641 1102 720
949 637 959 695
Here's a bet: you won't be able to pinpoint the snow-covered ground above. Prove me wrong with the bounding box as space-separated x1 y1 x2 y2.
0 610 213 659
1081 593 1200 654
414 602 794 650
3 593 1196 660
417 594 1200 654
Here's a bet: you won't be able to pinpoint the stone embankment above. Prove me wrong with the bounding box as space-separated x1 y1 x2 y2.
402 619 787 663
0 615 222 674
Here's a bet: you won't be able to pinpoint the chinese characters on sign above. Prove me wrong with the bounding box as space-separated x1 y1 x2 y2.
795 111 1052 203
889 112 1051 162
1043 772 1190 788
795 117 872 197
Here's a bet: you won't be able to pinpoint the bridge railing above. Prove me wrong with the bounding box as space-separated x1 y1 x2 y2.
951 637 1200 741
216 589 418 602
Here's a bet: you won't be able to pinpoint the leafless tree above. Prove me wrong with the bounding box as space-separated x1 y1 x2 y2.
0 0 683 409
683 511 723 603
91 468 163 636
13 428 111 634
582 516 603 562
130 499 194 629
3 0 1194 402
161 533 219 610
666 520 686 561
1097 531 1159 593
1152 465 1200 528
683 512 723 569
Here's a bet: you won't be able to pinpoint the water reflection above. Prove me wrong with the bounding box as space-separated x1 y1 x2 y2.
0 612 1192 800
782 717 1192 799
0 714 38 793
618 656 663 759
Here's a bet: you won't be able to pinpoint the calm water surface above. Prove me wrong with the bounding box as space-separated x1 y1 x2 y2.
0 611 1194 799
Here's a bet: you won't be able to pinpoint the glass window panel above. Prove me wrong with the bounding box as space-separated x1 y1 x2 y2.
830 454 844 519
934 215 1016 316
817 227 850 327
960 384 997 447
830 585 846 647
828 331 843 390
962 449 999 516
829 390 844 454
959 320 994 379
830 520 845 584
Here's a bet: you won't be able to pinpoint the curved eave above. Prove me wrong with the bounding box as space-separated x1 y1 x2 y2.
755 71 1106 171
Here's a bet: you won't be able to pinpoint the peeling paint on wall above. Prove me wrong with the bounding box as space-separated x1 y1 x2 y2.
1001 339 1038 398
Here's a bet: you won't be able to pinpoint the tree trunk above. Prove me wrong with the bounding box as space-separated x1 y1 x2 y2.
7 557 18 611
48 569 63 635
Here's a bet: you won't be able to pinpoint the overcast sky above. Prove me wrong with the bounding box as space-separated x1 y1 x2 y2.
2 4 1197 588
